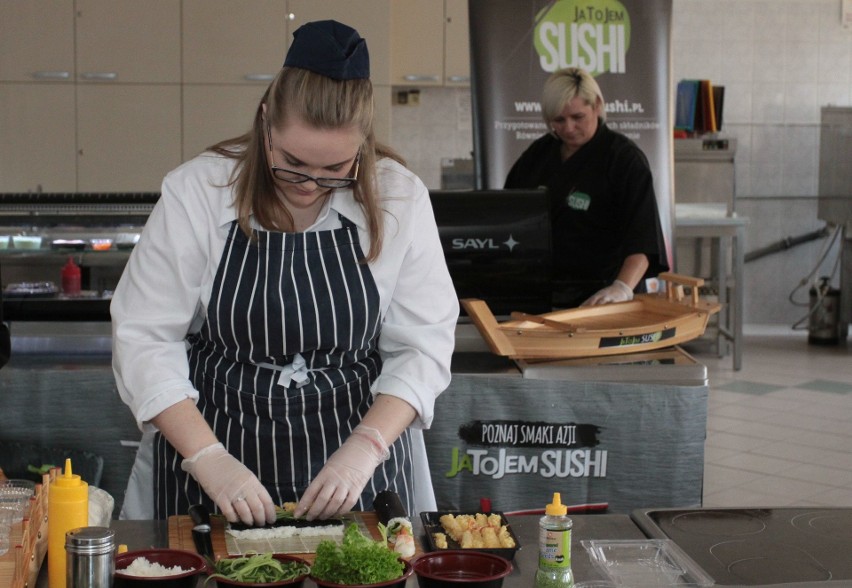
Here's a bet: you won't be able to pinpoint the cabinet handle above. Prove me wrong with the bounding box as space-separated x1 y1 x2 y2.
447 75 470 83
80 72 118 81
243 74 275 82
32 71 71 80
403 74 440 82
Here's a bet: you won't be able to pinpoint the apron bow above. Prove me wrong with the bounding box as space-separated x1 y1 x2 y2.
259 353 311 387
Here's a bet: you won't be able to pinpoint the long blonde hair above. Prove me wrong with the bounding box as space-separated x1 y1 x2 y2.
209 67 403 261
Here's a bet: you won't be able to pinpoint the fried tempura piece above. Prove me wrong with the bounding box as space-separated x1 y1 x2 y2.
481 526 501 548
439 514 465 543
498 526 516 548
433 532 448 549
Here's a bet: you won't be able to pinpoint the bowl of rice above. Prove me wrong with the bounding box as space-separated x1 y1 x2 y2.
114 548 207 588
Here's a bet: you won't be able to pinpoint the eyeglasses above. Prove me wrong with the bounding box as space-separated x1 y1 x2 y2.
266 122 360 189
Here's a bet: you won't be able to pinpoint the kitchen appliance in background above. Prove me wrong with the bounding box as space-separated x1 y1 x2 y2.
429 189 551 317
440 158 475 190
817 106 852 339
673 137 737 279
674 137 737 214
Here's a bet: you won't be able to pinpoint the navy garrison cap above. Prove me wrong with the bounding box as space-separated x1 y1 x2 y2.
283 20 370 80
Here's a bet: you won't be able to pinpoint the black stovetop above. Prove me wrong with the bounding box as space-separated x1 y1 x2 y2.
632 508 852 586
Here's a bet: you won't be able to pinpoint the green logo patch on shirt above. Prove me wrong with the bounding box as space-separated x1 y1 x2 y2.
567 191 591 211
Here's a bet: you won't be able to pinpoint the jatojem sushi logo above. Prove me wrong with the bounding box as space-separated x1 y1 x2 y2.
534 0 631 75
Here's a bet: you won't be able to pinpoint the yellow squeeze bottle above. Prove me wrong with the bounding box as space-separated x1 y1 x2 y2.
48 458 89 588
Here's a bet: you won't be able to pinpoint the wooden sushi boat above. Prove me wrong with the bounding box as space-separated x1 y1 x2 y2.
461 272 721 360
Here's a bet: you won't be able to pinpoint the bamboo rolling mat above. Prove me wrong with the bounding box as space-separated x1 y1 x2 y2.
168 512 422 564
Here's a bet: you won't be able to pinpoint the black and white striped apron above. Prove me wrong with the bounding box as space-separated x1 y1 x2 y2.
153 216 413 518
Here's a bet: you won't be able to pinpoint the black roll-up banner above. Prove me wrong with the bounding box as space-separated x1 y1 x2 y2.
468 0 674 262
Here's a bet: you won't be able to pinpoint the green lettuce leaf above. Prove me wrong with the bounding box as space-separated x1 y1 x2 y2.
311 523 404 584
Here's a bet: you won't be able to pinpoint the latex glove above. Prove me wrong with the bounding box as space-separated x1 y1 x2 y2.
181 442 276 526
581 279 634 306
295 424 389 520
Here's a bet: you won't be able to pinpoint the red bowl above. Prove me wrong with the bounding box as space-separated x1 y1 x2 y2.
114 549 207 588
210 553 311 587
412 551 513 588
310 559 413 588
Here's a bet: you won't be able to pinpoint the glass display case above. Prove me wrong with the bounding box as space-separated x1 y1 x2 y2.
0 193 158 321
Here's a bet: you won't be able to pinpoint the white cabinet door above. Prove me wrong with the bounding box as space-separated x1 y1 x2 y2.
76 85 181 192
390 0 444 86
444 0 470 86
0 0 75 83
183 85 269 161
0 84 77 192
75 0 181 83
183 0 290 85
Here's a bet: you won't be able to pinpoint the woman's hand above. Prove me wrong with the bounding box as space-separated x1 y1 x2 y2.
582 279 634 306
181 442 276 526
295 425 389 520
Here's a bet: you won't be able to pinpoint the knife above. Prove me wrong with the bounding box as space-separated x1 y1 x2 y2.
188 504 214 562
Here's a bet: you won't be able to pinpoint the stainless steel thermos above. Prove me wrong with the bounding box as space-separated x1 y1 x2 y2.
66 526 116 588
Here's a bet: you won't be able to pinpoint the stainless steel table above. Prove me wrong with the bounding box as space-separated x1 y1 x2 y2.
37 515 648 586
676 204 749 371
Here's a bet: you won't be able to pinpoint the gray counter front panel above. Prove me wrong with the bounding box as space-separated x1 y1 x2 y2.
425 357 708 514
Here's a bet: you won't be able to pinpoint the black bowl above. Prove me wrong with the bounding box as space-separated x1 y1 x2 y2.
114 549 207 588
412 551 513 588
311 560 413 588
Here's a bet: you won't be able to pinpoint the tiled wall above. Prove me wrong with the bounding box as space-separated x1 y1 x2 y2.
390 0 852 326
390 88 474 190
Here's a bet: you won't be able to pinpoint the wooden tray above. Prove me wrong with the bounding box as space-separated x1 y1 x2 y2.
168 511 422 564
462 272 722 360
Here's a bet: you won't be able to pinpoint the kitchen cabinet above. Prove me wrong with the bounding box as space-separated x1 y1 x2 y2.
390 0 470 87
181 0 288 160
444 0 471 86
0 84 77 192
74 0 182 191
0 0 398 193
0 0 75 83
0 0 181 193
182 0 290 85
75 0 181 84
182 85 267 161
77 85 181 192
0 0 76 192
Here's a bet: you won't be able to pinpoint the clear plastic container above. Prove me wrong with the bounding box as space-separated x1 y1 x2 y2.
581 539 715 587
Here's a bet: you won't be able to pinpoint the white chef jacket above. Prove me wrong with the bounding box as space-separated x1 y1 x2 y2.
112 152 457 518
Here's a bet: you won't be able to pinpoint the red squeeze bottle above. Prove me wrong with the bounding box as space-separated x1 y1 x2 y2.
61 256 81 295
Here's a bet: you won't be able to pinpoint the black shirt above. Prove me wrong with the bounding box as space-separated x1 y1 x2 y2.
505 121 669 306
